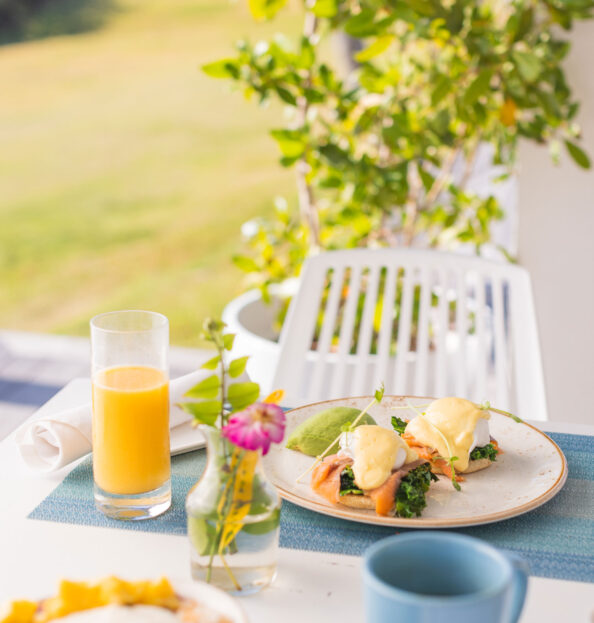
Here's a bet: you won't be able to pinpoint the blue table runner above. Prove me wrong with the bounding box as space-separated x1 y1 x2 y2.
28 432 594 583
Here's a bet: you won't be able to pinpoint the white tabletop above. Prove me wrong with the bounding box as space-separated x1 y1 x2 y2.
1 381 593 622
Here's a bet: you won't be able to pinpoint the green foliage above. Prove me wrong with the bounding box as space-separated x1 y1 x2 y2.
180 401 222 427
227 382 261 411
181 319 259 427
228 356 249 378
185 375 220 399
248 0 288 21
204 0 592 293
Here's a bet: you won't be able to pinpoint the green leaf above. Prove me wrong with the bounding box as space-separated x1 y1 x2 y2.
202 59 239 79
299 37 316 69
184 375 220 399
405 0 439 17
374 383 385 403
431 75 451 106
565 140 591 169
227 382 260 411
179 400 222 426
512 50 543 83
223 333 235 351
319 175 343 189
276 86 298 106
270 129 305 158
280 155 301 167
419 168 435 192
229 356 249 378
201 355 221 371
391 416 408 435
344 9 378 38
242 508 280 534
463 69 493 106
355 35 394 62
310 0 338 18
319 143 348 165
233 254 259 273
304 88 325 103
248 0 288 20
188 517 218 555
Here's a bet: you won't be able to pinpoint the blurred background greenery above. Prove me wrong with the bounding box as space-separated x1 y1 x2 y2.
0 0 296 346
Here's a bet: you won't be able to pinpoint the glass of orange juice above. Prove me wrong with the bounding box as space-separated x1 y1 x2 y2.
91 310 170 520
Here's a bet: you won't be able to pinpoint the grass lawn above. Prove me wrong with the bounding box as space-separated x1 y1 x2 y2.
0 0 297 346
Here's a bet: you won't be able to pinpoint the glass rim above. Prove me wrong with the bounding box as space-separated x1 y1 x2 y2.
90 310 168 334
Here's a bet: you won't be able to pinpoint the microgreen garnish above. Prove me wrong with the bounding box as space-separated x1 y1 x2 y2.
434 455 461 491
391 416 408 435
340 421 353 433
296 383 385 483
477 401 523 423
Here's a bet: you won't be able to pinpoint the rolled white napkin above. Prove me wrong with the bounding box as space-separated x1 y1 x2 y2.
15 369 232 473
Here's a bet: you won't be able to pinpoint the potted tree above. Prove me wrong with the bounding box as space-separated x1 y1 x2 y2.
208 0 591 391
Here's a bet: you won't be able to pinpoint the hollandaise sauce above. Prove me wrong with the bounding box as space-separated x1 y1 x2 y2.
405 397 490 471
341 425 418 490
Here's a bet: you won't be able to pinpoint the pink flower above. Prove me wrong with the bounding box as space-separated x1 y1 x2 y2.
222 402 286 455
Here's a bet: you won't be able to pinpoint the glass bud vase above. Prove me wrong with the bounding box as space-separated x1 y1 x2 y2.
186 425 281 595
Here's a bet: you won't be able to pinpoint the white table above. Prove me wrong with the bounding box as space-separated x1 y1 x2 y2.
1 382 593 622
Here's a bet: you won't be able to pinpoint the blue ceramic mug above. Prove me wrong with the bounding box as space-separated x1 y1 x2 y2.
363 532 528 623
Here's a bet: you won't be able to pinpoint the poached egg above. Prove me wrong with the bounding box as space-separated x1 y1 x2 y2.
337 425 418 490
404 397 491 472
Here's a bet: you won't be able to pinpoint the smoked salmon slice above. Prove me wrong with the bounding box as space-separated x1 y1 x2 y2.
311 456 425 515
311 454 353 504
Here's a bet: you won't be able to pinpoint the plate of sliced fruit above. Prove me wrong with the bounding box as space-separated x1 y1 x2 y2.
0 577 248 623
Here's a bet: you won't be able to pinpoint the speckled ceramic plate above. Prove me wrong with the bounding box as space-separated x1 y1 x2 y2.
263 396 568 528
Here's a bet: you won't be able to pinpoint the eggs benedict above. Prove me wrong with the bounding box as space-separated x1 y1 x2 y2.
310 425 437 517
401 397 501 483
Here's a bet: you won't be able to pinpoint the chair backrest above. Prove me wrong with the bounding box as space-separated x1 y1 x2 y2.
272 248 547 421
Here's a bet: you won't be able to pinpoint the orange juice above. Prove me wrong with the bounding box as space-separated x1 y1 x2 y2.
92 365 170 495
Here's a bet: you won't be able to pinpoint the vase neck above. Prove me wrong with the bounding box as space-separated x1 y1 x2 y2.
200 425 264 474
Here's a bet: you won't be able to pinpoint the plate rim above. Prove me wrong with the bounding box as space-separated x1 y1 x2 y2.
269 395 568 528
173 578 249 623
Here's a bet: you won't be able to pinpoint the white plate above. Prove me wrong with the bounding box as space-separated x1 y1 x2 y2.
263 396 568 528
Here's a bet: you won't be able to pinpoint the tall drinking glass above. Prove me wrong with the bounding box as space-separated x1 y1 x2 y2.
91 310 171 520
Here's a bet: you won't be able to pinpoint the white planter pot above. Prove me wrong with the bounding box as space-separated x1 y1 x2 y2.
222 280 298 397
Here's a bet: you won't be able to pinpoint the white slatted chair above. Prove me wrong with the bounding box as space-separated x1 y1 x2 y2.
272 248 547 420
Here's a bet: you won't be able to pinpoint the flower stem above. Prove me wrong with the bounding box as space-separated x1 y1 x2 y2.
219 552 242 592
205 447 244 588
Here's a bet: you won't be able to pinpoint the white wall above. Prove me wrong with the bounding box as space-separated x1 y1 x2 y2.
518 22 594 425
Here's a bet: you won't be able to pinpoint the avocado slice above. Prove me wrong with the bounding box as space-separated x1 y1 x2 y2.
285 406 377 456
